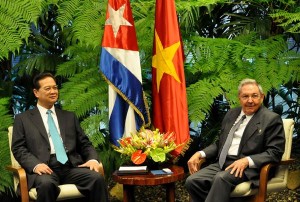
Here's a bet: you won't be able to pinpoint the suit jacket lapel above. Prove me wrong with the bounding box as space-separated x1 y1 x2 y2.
219 108 241 150
226 109 241 132
238 107 263 154
29 108 49 143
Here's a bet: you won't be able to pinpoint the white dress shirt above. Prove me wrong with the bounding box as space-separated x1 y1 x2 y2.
37 104 61 154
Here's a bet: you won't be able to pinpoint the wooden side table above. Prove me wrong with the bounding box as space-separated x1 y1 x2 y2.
112 165 185 202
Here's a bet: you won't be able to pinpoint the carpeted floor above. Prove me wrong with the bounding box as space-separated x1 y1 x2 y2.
108 176 300 202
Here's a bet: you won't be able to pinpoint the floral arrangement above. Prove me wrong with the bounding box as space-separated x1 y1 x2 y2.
114 128 180 165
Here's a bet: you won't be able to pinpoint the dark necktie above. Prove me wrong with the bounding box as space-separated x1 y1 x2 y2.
219 115 246 168
47 110 68 164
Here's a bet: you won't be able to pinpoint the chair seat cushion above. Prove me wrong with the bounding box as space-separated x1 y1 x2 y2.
29 184 84 200
266 177 287 192
230 176 287 198
230 181 258 197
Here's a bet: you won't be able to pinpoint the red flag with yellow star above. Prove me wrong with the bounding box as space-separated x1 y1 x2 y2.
151 0 190 160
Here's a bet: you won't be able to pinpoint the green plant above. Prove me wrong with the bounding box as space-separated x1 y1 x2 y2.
0 0 43 60
271 9 300 33
98 134 124 180
0 98 14 192
114 128 180 164
186 33 299 123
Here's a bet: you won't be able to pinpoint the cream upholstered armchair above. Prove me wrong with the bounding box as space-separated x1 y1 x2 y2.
197 119 295 202
6 126 105 202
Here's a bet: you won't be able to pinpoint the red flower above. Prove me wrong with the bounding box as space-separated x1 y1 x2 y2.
120 137 131 147
131 150 147 165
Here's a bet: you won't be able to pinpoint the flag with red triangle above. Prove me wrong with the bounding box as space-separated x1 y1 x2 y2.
100 0 150 145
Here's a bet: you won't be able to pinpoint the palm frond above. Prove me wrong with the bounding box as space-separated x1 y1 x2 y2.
0 98 14 192
57 0 106 48
131 1 155 70
57 44 100 76
188 78 224 121
0 0 43 59
271 10 300 33
80 114 107 147
186 34 299 123
58 68 108 118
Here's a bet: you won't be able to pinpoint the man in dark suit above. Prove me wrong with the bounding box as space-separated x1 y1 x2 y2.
12 72 109 202
185 78 285 202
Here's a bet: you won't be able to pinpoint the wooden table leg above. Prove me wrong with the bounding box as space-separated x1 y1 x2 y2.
165 182 175 202
123 185 135 202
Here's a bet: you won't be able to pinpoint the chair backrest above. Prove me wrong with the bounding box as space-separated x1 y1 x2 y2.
8 126 20 167
281 119 294 161
269 119 295 190
8 126 21 191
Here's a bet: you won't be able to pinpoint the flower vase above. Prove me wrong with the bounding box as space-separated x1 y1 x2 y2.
144 159 171 170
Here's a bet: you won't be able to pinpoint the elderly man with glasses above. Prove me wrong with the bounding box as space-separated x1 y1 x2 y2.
185 78 285 202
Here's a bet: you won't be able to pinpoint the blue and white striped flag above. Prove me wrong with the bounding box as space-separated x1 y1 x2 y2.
100 0 150 145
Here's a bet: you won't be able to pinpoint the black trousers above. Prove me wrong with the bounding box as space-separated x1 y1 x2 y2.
33 155 109 202
185 156 248 202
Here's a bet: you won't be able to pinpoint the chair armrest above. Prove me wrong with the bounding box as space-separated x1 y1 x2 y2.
6 165 30 202
279 158 295 165
255 158 295 202
98 162 105 177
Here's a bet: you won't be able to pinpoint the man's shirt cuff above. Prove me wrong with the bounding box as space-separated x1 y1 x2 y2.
198 151 206 158
247 156 256 168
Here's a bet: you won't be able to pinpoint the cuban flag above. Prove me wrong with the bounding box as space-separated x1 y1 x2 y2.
100 0 150 146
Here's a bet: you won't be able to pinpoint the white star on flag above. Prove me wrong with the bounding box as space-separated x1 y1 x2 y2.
105 3 132 38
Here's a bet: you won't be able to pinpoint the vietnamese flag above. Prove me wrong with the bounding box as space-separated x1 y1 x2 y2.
151 0 190 159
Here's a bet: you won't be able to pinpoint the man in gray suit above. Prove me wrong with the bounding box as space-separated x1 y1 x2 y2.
12 72 109 202
185 78 285 202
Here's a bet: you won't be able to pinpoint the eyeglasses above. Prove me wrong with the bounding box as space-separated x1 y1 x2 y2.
240 94 261 100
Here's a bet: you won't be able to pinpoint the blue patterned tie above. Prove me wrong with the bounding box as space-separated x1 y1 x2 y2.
47 110 68 164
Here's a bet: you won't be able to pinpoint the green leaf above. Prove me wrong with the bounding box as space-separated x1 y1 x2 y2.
149 148 166 162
